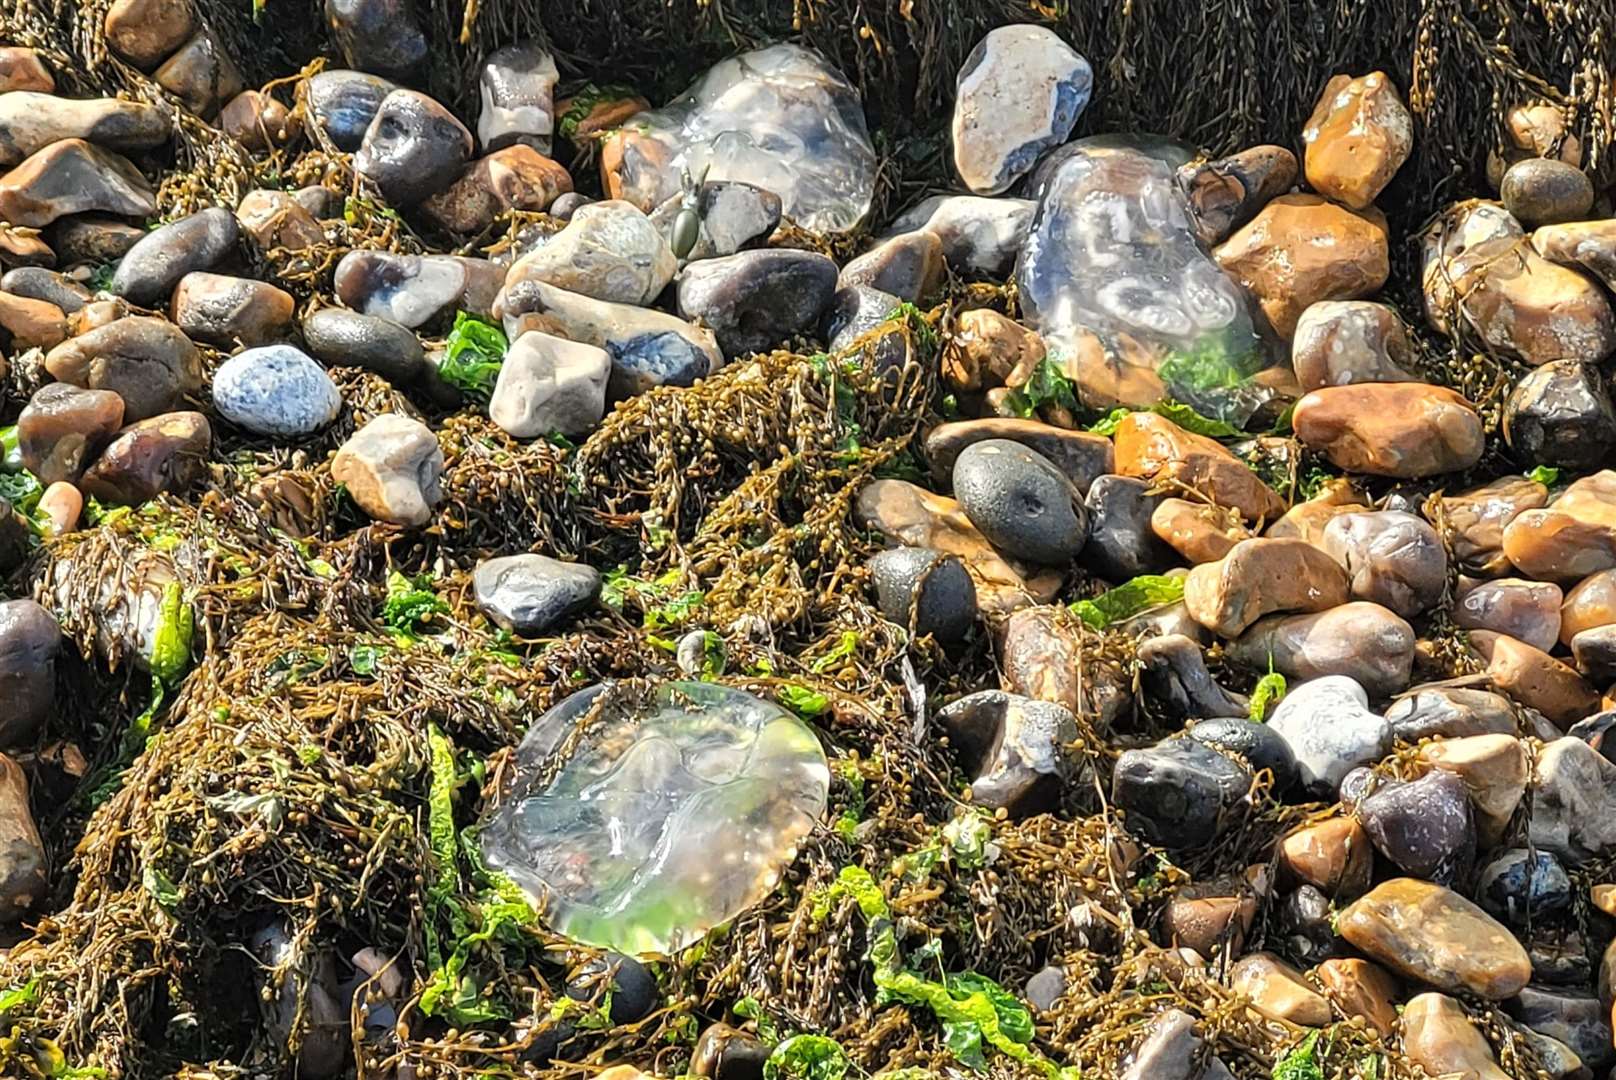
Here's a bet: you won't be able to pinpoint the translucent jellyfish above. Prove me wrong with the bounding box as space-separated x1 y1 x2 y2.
479 681 830 956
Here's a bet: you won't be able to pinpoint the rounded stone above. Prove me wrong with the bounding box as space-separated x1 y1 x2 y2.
0 599 61 746
1503 359 1616 470
110 207 239 308
1187 717 1299 793
952 438 1087 565
472 553 600 635
213 345 343 437
301 307 426 386
355 89 474 208
306 70 398 153
867 546 978 642
674 248 838 359
1475 848 1571 928
565 953 657 1024
1501 158 1595 227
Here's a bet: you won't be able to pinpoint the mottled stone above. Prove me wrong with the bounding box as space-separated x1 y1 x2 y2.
1439 476 1549 576
1504 471 1616 582
937 690 1078 817
951 25 1091 195
473 554 599 635
355 90 473 208
80 411 211 505
1387 686 1519 741
1295 381 1484 478
1214 194 1390 338
1320 510 1446 617
1355 769 1475 884
1150 498 1250 565
1266 675 1391 796
1301 72 1413 209
420 145 574 234
650 181 781 264
838 231 944 305
1532 218 1616 294
1511 986 1614 1070
305 70 397 153
1340 879 1531 999
0 93 168 167
477 41 557 153
103 0 196 70
1113 412 1285 524
1424 200 1615 367
884 195 1034 277
1184 538 1348 638
488 330 610 440
17 382 124 485
1422 733 1530 846
867 547 977 642
1290 300 1414 391
1230 953 1330 1026
170 272 294 347
1278 817 1372 898
1265 479 1369 544
506 200 673 307
1476 849 1571 929
1178 145 1298 246
236 189 325 252
1471 631 1598 730
0 140 155 227
1453 577 1561 654
1503 360 1616 470
153 29 245 117
330 413 443 526
1530 736 1616 864
0 754 46 920
1 267 89 314
1186 718 1293 791
334 250 500 329
1000 605 1133 730
326 0 427 80
676 249 838 359
213 346 342 438
1501 158 1595 227
1112 738 1251 848
1315 958 1400 1038
939 308 1042 394
111 207 239 307
1228 601 1415 698
219 90 300 152
44 315 202 422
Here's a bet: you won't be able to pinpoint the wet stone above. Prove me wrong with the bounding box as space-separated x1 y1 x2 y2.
0 140 155 228
1 267 90 314
1402 993 1511 1080
1354 769 1476 885
480 681 828 955
1421 733 1530 846
330 414 442 526
355 90 474 208
1112 738 1251 849
1230 952 1330 1026
926 418 1112 494
823 284 901 354
1501 158 1595 227
1278 816 1372 898
0 755 46 921
1290 300 1414 391
1510 986 1614 1070
676 249 838 359
1503 470 1616 582
1455 578 1562 653
1301 72 1413 209
0 48 53 93
1570 624 1616 683
476 41 558 153
1138 635 1249 720
939 308 1043 394
1150 498 1250 565
80 411 211 505
1320 510 1446 618
1164 882 1258 958
306 70 398 152
1315 958 1400 1038
219 91 300 152
236 189 325 252
0 291 65 350
1023 967 1066 1014
0 600 60 747
1471 631 1598 730
650 181 781 263
1532 218 1616 293
171 272 295 347
335 251 500 329
154 29 245 117
507 200 674 307
103 0 196 70
1530 736 1616 864
473 554 600 635
601 44 875 233
1229 601 1415 698
1118 1008 1208 1080
44 315 201 422
1340 879 1532 999
488 330 609 440
937 689 1078 818
1568 710 1616 764
111 207 239 308
37 482 80 539
0 93 169 167
1440 475 1549 576
867 547 977 642
17 383 124 485
884 195 1034 278
1476 849 1571 929
1184 538 1349 638
325 0 427 80
1179 144 1297 246
301 308 425 386
213 346 343 438
1293 381 1484 478
1114 412 1284 525
837 231 944 305
952 25 1091 195
1503 359 1616 470
1265 676 1391 797
1186 717 1295 791
952 439 1087 566
420 145 574 234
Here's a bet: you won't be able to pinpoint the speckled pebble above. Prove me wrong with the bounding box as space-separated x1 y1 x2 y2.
212 344 342 437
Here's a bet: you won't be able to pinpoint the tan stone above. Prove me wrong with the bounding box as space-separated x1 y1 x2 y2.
154 29 245 118
1227 601 1414 698
941 308 1044 393
330 414 444 527
1214 194 1389 339
0 47 53 93
1469 630 1598 729
1562 568 1616 647
1402 993 1510 1080
559 91 650 144
1533 219 1616 294
0 754 46 921
1301 72 1413 209
37 481 81 539
1423 200 1615 367
1337 878 1531 999
1314 958 1400 1037
924 418 1112 492
999 606 1131 731
104 0 197 70
1113 412 1285 525
1439 476 1549 576
1161 892 1257 959
854 479 1061 616
1502 470 1616 582
170 272 296 347
0 291 65 349
1292 382 1483 478
1264 479 1368 544
236 189 326 252
1592 884 1616 917
598 127 673 212
1229 953 1330 1026
1277 816 1372 897
0 140 155 228
1290 299 1414 391
421 145 575 234
1061 333 1167 413
218 91 300 152
1150 498 1250 565
1183 537 1349 637
1420 734 1529 845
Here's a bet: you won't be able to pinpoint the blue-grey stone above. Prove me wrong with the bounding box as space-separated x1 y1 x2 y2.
473 554 600 634
607 331 710 399
213 345 342 437
306 70 397 152
952 25 1092 195
953 438 1087 565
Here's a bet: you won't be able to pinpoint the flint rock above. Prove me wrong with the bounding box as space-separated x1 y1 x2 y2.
153 30 245 117
937 690 1078 817
867 547 977 642
212 346 343 438
473 554 600 635
1301 72 1413 208
111 208 239 307
952 25 1091 195
1183 538 1348 638
17 383 124 485
1290 300 1414 390
355 90 474 208
1112 737 1251 848
676 249 838 359
306 70 397 152
0 93 168 167
488 331 610 440
478 41 558 153
1265 676 1391 796
1320 510 1446 618
884 195 1035 277
44 315 202 422
0 140 155 227
0 600 60 747
1502 359 1616 470
170 272 294 347
80 411 211 505
330 413 443 526
334 251 501 329
953 439 1087 566
325 0 427 80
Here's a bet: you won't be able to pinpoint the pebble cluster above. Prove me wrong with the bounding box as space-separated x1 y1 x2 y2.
4 4 1616 1079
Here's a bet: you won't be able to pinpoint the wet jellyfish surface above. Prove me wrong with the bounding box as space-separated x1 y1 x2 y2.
479 681 831 956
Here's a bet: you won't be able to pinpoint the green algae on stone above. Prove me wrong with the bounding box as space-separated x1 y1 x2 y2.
480 681 830 955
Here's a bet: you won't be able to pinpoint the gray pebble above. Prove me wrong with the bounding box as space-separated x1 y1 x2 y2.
867 546 977 641
473 554 600 634
952 438 1086 565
